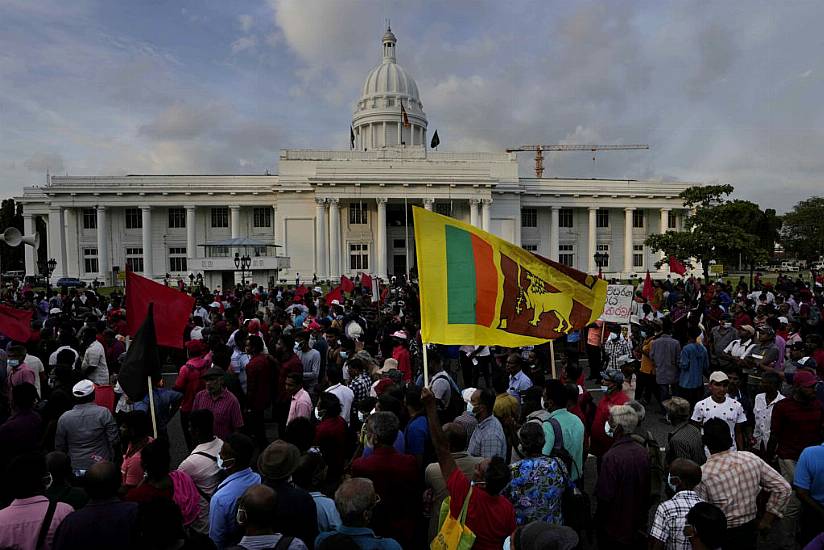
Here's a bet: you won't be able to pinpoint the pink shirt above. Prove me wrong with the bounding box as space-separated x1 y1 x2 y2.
9 364 36 388
121 438 153 487
0 496 73 550
287 388 313 425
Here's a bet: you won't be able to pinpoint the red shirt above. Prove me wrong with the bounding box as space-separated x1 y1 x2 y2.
245 353 276 411
590 390 630 457
446 468 516 550
392 345 412 382
173 353 212 412
192 388 244 440
351 446 419 546
314 416 348 480
277 353 303 402
770 397 824 460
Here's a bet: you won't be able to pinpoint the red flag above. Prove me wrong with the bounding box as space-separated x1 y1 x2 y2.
401 100 410 128
360 272 372 290
126 271 195 348
642 271 655 301
294 285 309 297
326 286 343 304
669 256 687 276
340 275 355 293
0 304 32 342
380 286 389 303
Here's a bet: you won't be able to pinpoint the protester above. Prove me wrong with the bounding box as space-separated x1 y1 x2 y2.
177 408 223 507
173 339 212 449
119 410 153 491
45 452 89 511
663 397 706 466
683 502 727 550
540 379 585 481
678 327 709 407
650 319 681 406
315 478 402 549
691 371 747 451
209 433 261 549
55 379 119 472
259 440 318 546
648 458 703 550
292 451 342 533
696 417 791 550
590 369 629 459
467 387 508 459
794 439 824 545
231 484 308 550
193 367 245 440
752 371 784 455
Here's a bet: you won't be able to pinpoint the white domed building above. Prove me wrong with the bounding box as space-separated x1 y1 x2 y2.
16 27 695 288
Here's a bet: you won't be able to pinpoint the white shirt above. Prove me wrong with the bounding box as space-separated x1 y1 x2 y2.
17 354 45 398
178 437 224 497
691 395 747 451
752 392 785 451
81 340 109 385
325 383 354 425
723 339 756 359
49 345 79 368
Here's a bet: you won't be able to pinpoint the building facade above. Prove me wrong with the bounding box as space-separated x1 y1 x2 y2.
16 28 694 288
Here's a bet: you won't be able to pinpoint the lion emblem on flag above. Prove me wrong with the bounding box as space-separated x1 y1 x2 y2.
515 272 574 332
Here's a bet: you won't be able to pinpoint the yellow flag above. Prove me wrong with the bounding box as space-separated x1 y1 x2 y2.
413 207 607 346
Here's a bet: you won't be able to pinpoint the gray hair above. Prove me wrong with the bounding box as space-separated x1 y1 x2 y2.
335 478 376 525
367 411 399 446
627 400 646 423
609 404 639 434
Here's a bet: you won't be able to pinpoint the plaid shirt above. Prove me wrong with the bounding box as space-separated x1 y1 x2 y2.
349 373 372 407
649 490 702 550
467 414 507 459
696 450 791 527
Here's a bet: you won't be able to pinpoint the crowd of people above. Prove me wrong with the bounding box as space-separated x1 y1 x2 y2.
0 271 822 550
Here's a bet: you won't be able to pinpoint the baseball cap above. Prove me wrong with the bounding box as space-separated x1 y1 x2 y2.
794 370 818 388
778 316 789 325
709 371 729 383
600 370 625 385
72 379 95 398
49 307 62 315
201 367 225 380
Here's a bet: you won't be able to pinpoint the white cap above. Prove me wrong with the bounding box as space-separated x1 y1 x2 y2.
778 316 789 325
709 371 729 383
462 388 477 403
313 286 322 294
72 379 95 398
49 308 62 315
209 301 221 308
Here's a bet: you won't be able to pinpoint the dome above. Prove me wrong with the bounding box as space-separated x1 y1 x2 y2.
351 27 427 150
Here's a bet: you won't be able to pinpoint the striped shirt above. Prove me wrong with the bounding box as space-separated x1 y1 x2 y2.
192 388 244 440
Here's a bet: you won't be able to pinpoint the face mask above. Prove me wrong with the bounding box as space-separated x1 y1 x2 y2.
340 351 348 360
294 343 301 352
604 420 615 438
540 397 546 410
7 359 19 368
357 411 366 423
236 507 247 526
466 403 475 416
666 473 678 493
216 456 234 471
42 473 53 491
308 336 317 348
315 407 325 420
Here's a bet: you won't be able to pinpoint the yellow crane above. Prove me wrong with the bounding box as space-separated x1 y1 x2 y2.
506 144 650 178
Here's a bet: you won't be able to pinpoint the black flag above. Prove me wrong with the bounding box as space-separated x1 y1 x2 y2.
430 130 440 149
350 126 355 149
118 302 162 401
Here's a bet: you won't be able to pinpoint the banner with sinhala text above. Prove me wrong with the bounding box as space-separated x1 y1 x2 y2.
413 207 607 346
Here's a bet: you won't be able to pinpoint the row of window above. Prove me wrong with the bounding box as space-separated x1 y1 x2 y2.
521 242 648 268
521 208 677 230
81 207 273 230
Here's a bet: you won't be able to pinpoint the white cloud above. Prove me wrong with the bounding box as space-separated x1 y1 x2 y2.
231 35 257 54
238 14 254 32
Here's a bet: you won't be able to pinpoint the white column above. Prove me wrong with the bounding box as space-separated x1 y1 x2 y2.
328 199 340 280
96 207 110 283
469 199 480 227
587 207 597 274
315 198 327 279
47 207 66 279
397 122 402 146
63 208 79 278
376 198 387 278
550 206 560 262
272 205 278 243
481 199 492 232
410 125 415 146
23 213 35 276
659 208 670 272
624 207 635 274
141 206 154 278
423 198 433 211
382 121 387 147
230 205 241 239
185 205 196 267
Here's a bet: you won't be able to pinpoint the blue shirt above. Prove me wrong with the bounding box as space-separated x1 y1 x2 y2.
310 491 342 532
134 388 182 435
508 370 533 401
794 444 824 504
405 415 429 457
316 526 402 550
209 467 262 549
679 343 708 389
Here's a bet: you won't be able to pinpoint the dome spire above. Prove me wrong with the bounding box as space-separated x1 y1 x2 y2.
382 23 397 63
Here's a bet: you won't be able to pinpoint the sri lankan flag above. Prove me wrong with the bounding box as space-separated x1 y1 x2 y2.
414 207 607 346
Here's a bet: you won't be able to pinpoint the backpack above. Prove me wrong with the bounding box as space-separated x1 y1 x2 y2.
543 417 591 534
228 536 294 550
630 430 666 507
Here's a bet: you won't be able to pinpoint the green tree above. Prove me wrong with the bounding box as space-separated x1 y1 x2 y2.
782 197 824 262
645 185 775 279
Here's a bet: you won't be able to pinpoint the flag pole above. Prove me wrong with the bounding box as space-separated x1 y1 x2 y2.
549 340 557 379
422 341 429 387
147 376 158 439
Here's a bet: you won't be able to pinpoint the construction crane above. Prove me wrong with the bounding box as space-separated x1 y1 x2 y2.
506 144 650 178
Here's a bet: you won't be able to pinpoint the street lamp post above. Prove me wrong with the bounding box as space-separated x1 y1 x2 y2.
593 251 609 278
42 257 57 294
234 252 251 286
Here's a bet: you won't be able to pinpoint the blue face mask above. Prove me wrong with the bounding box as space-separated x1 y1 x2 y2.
604 420 615 438
466 403 475 416
667 473 679 493
7 359 19 368
340 351 348 360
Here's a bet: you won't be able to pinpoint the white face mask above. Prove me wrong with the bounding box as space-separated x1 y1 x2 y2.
604 420 615 438
357 410 366 423
466 402 474 415
315 407 324 420
666 472 678 493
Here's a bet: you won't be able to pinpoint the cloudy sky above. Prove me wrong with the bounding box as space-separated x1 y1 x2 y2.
1 0 822 212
